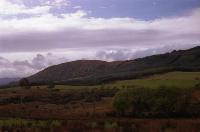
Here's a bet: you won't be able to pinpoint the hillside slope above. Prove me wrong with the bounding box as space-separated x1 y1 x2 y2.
28 46 200 85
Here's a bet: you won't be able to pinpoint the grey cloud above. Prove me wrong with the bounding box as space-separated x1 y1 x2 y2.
96 43 200 61
32 54 47 69
0 28 199 53
96 49 134 61
0 7 200 53
0 43 199 78
0 57 10 66
0 53 68 78
0 8 200 78
31 53 68 69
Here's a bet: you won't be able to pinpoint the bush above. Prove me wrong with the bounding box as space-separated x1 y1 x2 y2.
88 122 98 129
19 78 31 89
152 86 191 117
51 120 61 128
47 81 55 89
113 86 192 117
194 82 200 89
113 86 154 116
104 121 118 129
113 89 131 115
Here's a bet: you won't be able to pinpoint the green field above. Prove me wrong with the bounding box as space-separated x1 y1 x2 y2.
1 72 200 92
108 72 200 89
57 72 200 89
50 72 200 90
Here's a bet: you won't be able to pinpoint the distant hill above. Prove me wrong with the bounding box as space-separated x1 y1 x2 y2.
28 46 200 85
0 78 20 86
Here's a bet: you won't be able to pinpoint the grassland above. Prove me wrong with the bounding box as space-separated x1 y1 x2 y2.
2 71 200 91
47 71 200 90
109 72 200 89
0 71 200 131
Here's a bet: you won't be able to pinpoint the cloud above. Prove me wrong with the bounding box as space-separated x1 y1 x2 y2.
52 0 70 6
31 53 68 69
0 53 68 78
73 6 82 9
95 43 200 61
0 1 199 77
0 0 51 16
1 42 197 78
0 8 199 52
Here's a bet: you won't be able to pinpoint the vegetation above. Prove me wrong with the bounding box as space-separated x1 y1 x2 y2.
0 71 200 131
27 46 200 85
0 119 61 131
47 81 55 89
113 85 198 118
112 72 200 89
19 78 30 89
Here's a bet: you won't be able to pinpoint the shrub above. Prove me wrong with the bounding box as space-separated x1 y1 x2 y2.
104 121 118 129
113 86 192 117
194 82 200 89
51 120 61 128
88 122 98 128
19 78 31 89
47 81 55 89
113 89 132 116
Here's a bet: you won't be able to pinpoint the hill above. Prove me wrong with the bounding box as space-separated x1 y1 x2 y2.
0 78 19 86
28 46 200 85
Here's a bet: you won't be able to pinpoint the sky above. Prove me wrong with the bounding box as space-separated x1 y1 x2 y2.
0 0 200 78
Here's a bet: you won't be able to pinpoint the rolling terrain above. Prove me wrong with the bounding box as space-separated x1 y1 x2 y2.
1 47 200 131
28 46 200 85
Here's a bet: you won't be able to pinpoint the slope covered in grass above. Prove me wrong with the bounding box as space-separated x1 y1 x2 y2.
111 72 200 89
28 46 200 85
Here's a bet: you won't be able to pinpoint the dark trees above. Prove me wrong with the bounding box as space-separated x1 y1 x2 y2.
19 78 30 89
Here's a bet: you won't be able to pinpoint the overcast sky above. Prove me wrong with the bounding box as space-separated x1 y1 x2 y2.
0 0 200 78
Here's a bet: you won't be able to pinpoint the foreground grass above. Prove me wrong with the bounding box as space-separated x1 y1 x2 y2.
0 72 200 131
1 118 200 132
0 118 61 128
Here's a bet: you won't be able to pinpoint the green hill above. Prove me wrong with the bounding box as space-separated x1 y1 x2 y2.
28 46 200 85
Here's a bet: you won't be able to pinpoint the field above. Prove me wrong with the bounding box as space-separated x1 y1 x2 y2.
110 72 200 89
0 71 200 132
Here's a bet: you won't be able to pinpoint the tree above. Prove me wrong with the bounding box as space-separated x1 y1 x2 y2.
47 81 55 89
113 86 192 117
19 78 30 89
113 88 132 116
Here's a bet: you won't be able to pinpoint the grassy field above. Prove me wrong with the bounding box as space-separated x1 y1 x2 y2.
49 71 200 90
108 72 200 89
1 72 200 91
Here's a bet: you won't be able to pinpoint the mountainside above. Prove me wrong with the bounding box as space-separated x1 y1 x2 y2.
28 46 200 85
0 78 20 86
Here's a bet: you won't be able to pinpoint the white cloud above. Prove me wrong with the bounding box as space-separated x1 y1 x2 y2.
73 6 82 9
0 10 89 35
44 0 70 8
0 0 51 16
0 7 199 34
